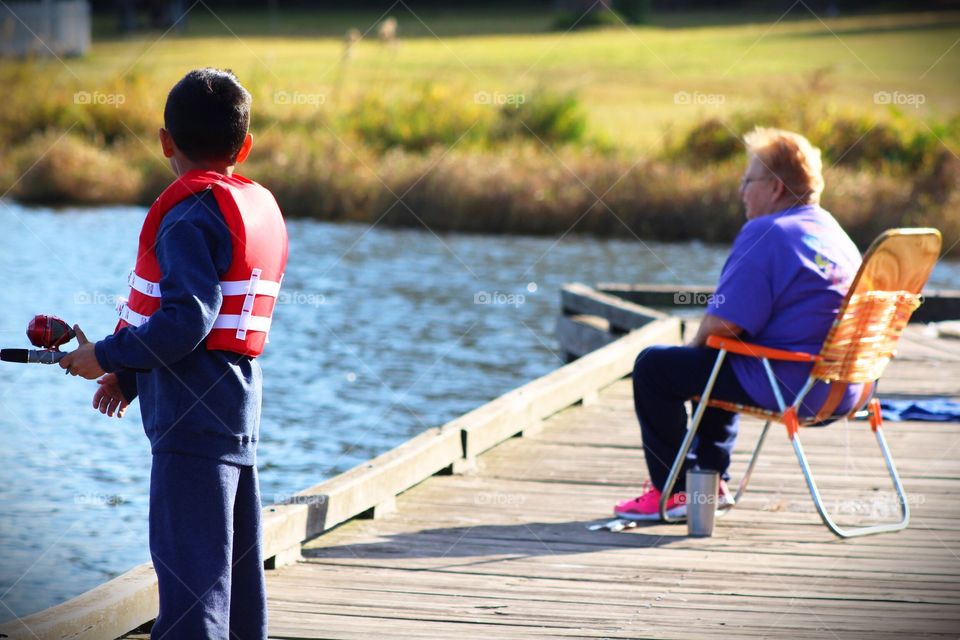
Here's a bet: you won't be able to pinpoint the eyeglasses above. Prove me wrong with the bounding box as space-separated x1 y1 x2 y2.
740 175 772 189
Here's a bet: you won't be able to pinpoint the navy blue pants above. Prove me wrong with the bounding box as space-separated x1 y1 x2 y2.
149 453 267 640
632 345 756 493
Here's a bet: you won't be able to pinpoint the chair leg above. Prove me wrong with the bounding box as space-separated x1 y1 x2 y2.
721 419 772 514
660 350 727 522
791 401 909 538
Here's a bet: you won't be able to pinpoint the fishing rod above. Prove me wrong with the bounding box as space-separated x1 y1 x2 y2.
1 315 75 365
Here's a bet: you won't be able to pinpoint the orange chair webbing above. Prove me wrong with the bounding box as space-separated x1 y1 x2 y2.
813 382 849 424
698 370 873 427
811 290 921 384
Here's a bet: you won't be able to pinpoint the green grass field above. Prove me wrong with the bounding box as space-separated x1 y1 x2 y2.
40 7 960 148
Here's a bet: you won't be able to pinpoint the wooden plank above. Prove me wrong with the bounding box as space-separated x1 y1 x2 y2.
272 563 960 610
273 563 960 623
560 283 668 333
0 563 158 640
449 318 682 458
554 314 615 361
261 426 464 566
275 556 960 636
937 321 960 340
289 426 463 537
264 581 960 630
597 282 716 309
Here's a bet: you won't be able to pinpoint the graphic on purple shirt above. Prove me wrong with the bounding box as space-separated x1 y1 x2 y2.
706 204 863 417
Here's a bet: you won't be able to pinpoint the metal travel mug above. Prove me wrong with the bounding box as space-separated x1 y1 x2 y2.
686 469 719 537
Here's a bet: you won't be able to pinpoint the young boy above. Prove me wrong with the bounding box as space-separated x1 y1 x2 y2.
61 68 288 639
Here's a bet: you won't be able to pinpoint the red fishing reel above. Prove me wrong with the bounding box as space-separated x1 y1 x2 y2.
0 315 75 364
27 314 76 350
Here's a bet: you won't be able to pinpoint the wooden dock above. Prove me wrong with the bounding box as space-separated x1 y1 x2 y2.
260 324 960 639
2 287 959 639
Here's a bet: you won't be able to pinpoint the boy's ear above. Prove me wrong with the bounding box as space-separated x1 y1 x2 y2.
159 128 176 159
234 133 253 165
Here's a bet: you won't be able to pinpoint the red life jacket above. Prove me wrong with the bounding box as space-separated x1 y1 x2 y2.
115 170 288 358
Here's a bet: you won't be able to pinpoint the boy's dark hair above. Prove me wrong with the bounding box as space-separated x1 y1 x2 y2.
164 68 251 164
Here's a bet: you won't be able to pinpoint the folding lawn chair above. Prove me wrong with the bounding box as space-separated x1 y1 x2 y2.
660 228 943 537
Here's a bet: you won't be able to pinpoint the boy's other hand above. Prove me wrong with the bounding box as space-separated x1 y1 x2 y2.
59 325 105 380
93 373 129 418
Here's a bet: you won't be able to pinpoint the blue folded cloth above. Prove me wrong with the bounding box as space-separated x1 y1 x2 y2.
878 399 960 422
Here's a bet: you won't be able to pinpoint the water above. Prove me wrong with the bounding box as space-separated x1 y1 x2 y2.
1 201 957 621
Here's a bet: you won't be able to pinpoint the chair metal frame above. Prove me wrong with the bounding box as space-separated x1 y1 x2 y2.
658 228 943 537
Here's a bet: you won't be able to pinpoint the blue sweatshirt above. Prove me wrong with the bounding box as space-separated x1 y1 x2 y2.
95 190 262 466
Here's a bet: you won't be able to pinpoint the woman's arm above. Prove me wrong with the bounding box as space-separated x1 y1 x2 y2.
688 313 743 348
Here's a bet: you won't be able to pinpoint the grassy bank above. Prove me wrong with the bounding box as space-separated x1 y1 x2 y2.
1 8 958 253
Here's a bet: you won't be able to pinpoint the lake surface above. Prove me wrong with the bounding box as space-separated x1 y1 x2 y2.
1 202 957 620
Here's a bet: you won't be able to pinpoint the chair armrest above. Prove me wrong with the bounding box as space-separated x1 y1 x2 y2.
706 335 820 363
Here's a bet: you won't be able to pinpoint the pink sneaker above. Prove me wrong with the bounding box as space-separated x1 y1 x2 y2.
614 482 687 521
614 479 736 521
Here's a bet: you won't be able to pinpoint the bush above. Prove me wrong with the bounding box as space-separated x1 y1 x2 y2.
9 132 142 205
108 137 176 205
0 69 76 147
822 167 915 245
495 88 588 145
245 129 383 220
345 84 492 152
669 118 742 166
809 115 924 170
669 105 959 176
0 66 159 148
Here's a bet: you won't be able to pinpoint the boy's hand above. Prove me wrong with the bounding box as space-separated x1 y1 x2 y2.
59 325 105 380
93 373 129 418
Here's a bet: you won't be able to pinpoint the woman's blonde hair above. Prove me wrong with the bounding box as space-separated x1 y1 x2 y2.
743 127 824 204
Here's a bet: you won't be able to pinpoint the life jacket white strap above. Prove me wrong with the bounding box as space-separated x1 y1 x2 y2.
234 269 261 340
128 270 161 298
118 301 273 333
116 298 150 328
128 270 281 299
220 278 282 298
119 269 280 338
212 314 272 334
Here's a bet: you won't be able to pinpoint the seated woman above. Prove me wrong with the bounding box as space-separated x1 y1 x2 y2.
615 127 864 521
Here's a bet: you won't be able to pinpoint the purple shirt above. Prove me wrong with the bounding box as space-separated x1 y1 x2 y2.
707 205 863 417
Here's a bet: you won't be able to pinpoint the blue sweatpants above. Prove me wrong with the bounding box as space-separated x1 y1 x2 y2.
632 345 756 493
149 452 267 640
